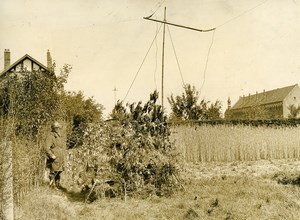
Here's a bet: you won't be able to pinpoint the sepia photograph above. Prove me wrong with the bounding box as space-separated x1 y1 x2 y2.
1 0 300 219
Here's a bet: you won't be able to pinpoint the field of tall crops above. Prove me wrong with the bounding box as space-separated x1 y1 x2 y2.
171 125 300 162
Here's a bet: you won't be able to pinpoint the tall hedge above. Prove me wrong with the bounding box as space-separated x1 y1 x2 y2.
67 91 182 200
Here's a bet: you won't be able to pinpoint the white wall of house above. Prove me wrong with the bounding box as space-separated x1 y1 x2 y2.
283 85 300 118
14 58 43 72
23 59 32 71
33 62 40 71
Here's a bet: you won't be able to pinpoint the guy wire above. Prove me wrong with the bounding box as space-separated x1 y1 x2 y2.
167 25 185 86
123 23 163 102
199 29 215 98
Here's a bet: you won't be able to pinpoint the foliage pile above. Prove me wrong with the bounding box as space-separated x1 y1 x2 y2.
68 91 182 199
62 91 104 148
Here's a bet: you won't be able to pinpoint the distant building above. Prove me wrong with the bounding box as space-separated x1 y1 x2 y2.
0 49 52 79
225 84 300 119
0 49 54 117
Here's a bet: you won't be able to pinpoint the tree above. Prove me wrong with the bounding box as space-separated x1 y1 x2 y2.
168 84 222 122
110 100 127 121
207 100 223 120
63 91 104 148
0 64 68 138
288 104 300 119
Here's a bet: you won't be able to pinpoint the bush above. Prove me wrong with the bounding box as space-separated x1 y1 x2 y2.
63 91 104 148
0 69 64 138
67 91 182 200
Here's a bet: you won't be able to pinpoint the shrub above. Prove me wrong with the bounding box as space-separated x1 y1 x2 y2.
63 91 104 148
68 91 182 200
0 65 67 138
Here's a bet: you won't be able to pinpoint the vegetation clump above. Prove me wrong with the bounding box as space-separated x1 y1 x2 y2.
168 84 222 123
68 91 182 200
0 63 104 206
274 173 300 186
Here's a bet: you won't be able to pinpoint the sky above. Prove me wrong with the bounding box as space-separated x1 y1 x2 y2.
1 0 300 118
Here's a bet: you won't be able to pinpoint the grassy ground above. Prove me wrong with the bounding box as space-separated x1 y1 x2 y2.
17 159 300 220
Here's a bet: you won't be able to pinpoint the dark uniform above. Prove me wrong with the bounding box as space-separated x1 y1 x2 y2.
44 122 65 188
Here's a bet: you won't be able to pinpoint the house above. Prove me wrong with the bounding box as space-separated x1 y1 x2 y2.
0 49 55 117
0 49 52 79
225 84 300 119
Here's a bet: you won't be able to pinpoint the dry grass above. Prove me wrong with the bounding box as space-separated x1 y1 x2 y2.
172 125 300 162
16 159 300 220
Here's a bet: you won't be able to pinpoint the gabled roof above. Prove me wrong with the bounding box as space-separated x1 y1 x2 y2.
231 84 298 110
0 54 48 77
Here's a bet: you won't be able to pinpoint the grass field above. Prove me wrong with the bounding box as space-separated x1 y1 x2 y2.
17 159 300 220
15 125 300 219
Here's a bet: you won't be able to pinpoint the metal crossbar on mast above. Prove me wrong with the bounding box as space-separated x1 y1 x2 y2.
144 7 216 110
144 16 216 33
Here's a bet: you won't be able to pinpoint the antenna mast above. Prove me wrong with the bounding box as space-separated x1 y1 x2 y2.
161 7 166 109
113 87 118 105
144 7 215 110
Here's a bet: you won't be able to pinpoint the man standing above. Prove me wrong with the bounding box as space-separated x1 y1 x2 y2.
44 121 65 189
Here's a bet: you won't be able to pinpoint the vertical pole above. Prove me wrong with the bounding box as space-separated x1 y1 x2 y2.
161 7 166 109
2 141 14 220
113 87 117 105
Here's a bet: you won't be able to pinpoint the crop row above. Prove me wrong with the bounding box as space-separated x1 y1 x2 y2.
172 125 300 162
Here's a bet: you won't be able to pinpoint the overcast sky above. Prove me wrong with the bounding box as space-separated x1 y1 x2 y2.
1 0 300 118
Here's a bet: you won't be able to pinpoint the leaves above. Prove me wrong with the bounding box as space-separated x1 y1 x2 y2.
288 104 300 119
0 67 65 137
168 84 222 122
63 91 104 148
69 91 181 199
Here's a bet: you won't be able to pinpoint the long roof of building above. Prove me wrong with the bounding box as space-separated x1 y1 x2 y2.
231 84 298 110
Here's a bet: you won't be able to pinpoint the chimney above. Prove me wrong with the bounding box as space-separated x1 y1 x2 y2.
47 49 52 70
4 49 11 70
